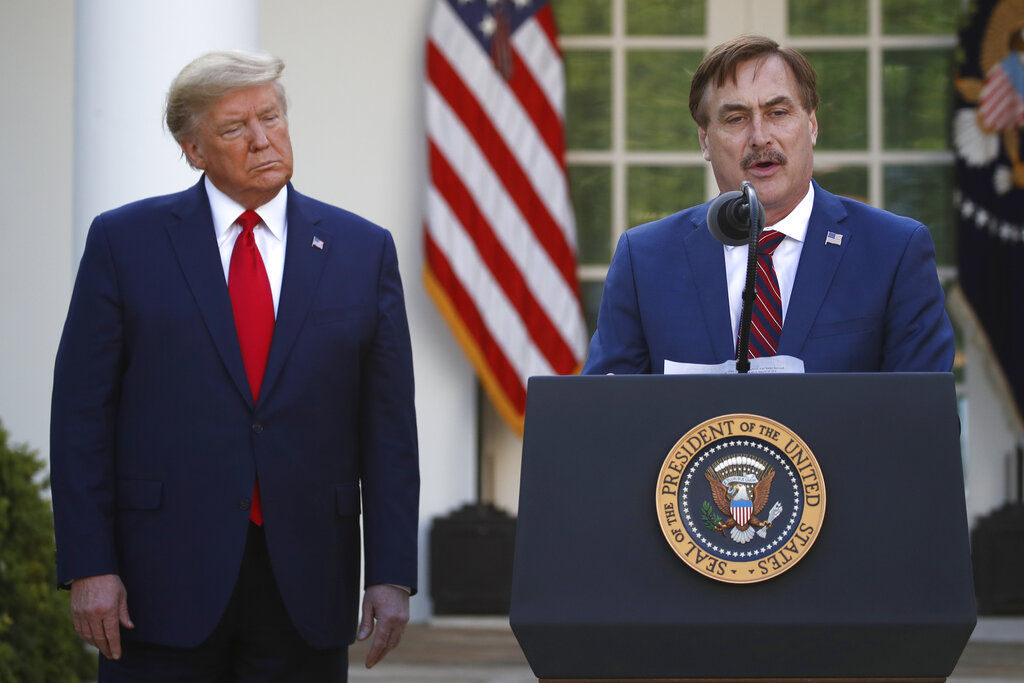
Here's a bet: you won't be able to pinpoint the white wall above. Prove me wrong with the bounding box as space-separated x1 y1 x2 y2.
0 1 75 461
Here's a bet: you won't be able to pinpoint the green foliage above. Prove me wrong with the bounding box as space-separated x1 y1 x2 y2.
701 500 722 532
0 420 95 682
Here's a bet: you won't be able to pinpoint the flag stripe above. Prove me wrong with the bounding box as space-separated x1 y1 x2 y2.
428 141 579 372
427 42 578 292
424 234 527 416
508 46 567 174
513 11 565 118
429 1 576 250
426 84 586 358
533 3 561 58
425 0 585 433
426 186 555 381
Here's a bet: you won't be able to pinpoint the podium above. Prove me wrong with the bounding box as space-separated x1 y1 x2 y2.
510 373 976 682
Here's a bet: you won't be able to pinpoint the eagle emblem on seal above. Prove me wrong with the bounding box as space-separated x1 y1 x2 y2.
703 455 784 544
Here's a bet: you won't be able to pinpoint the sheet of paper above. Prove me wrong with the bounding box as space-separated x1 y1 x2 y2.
664 355 805 375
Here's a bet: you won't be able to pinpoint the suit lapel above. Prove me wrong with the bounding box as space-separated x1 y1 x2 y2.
258 186 329 402
779 183 849 358
682 209 735 360
166 179 254 406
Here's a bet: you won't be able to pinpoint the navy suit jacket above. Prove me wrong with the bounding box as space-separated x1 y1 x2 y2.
51 179 419 649
583 182 954 374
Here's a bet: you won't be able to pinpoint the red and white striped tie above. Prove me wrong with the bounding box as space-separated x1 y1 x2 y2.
744 230 785 359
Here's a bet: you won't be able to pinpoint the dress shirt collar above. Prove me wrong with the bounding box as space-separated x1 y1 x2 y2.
724 182 814 249
205 175 288 242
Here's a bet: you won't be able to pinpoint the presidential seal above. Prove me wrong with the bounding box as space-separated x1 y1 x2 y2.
656 414 825 584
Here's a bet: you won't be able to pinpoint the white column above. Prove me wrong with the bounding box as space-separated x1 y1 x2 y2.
74 0 259 263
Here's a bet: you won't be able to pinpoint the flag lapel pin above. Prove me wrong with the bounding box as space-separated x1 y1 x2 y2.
312 236 325 250
825 231 843 246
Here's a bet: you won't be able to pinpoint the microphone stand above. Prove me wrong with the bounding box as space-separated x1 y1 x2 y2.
735 181 764 374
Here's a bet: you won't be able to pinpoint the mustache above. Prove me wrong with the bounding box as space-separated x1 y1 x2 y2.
741 149 787 170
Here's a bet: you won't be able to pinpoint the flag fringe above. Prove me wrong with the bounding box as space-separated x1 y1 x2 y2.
423 264 526 436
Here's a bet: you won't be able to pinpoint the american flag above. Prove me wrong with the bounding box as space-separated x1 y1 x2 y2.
977 56 1024 132
424 0 587 434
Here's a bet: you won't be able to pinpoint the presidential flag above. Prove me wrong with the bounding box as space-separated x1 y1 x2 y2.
424 0 587 434
954 0 1024 413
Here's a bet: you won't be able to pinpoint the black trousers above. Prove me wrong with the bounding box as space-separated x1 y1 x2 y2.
99 523 347 682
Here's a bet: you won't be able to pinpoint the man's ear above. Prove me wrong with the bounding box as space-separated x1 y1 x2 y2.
180 139 206 170
698 127 711 162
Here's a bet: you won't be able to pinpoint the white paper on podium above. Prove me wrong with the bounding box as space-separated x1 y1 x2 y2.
664 355 805 375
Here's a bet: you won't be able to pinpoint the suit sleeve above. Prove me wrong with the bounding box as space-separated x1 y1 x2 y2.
582 232 653 375
358 231 420 593
881 223 955 372
50 216 124 585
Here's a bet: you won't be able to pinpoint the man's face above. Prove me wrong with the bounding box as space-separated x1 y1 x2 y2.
697 56 818 225
181 83 294 209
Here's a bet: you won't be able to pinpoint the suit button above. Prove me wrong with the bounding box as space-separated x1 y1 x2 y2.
252 423 263 434
238 498 251 510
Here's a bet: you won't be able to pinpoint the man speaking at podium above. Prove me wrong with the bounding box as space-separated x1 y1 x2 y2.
582 34 954 376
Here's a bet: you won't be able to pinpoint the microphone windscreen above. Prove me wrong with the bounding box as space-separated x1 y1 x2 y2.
706 190 750 246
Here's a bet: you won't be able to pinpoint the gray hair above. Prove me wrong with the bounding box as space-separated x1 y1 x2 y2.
165 50 287 146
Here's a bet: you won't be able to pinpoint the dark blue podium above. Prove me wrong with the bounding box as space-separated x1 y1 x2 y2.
510 373 976 682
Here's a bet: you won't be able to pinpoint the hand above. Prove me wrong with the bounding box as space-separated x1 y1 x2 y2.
356 584 410 669
70 573 134 660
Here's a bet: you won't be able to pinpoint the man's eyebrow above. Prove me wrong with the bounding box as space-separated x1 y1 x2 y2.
763 95 796 109
716 95 796 118
717 102 752 117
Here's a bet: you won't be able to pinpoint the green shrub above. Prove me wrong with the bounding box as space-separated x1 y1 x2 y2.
0 419 95 682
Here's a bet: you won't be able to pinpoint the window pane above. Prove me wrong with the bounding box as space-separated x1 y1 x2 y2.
789 0 867 35
570 164 614 265
553 0 611 36
565 50 612 150
814 165 869 203
882 0 959 34
627 50 703 151
883 50 953 150
626 0 704 36
883 164 955 266
627 165 705 227
804 50 868 150
580 280 605 340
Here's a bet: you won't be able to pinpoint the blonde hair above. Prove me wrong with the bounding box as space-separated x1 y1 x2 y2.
165 50 287 147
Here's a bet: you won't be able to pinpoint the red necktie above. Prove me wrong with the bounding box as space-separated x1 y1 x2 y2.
745 229 785 359
228 210 274 525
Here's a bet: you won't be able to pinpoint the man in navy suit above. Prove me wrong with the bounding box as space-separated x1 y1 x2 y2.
583 35 954 375
50 50 419 681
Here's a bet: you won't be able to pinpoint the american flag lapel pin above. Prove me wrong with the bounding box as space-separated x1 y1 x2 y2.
825 231 843 246
312 236 325 250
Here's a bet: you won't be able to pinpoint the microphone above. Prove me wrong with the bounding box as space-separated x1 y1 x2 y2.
706 187 766 246
706 181 766 373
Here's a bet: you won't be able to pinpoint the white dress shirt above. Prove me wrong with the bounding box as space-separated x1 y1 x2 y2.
724 182 814 350
206 176 289 317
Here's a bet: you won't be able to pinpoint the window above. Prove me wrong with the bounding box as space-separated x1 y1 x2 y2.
554 0 961 333
481 0 965 516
